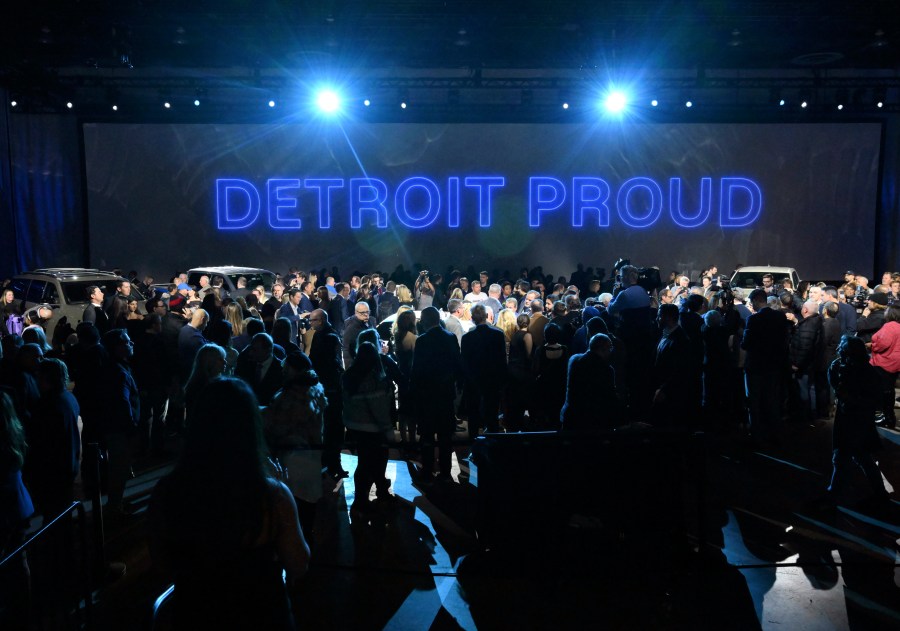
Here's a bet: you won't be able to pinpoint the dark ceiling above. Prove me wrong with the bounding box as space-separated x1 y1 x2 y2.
4 0 899 74
3 1 899 117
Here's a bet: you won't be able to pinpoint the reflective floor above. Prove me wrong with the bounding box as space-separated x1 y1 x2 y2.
85 415 899 630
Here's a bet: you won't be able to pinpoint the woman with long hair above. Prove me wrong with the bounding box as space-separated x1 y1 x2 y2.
272 317 302 357
342 342 396 517
1 288 21 337
205 320 239 376
448 287 464 302
505 314 534 431
315 286 331 311
496 308 518 353
396 284 414 308
263 357 326 541
532 323 570 430
183 344 227 423
149 378 309 629
109 294 130 329
392 310 418 449
224 302 245 338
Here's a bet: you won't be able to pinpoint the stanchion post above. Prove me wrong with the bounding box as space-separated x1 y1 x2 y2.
74 501 94 628
85 443 107 577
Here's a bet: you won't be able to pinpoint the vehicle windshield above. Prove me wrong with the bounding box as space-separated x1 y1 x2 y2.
228 272 275 291
61 280 144 305
731 271 797 290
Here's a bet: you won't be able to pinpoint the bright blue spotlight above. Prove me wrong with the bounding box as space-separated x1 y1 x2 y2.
316 89 341 113
603 90 628 114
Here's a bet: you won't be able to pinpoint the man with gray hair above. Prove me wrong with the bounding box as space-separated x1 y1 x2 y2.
821 285 857 336
789 300 824 423
482 284 503 323
444 299 465 345
460 304 507 440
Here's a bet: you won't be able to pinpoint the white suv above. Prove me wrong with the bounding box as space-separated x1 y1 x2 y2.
729 266 801 291
6 268 143 340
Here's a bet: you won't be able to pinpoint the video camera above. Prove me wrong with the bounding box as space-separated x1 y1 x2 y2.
613 257 663 293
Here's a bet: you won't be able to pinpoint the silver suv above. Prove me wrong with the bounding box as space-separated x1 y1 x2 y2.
6 268 143 340
186 266 276 295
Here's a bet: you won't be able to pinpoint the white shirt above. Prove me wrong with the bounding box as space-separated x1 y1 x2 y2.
464 292 488 303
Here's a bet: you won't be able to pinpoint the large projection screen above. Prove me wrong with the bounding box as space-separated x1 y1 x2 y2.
84 122 881 281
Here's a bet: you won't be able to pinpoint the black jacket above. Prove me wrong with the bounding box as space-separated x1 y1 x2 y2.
411 326 462 413
741 307 790 374
560 351 618 430
855 308 885 344
342 314 377 368
461 324 508 393
308 324 344 392
789 313 823 374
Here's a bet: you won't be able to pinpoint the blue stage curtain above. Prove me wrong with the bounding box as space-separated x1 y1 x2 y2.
0 109 85 277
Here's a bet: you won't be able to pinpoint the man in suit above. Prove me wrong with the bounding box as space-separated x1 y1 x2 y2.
342 302 376 368
308 309 347 478
81 285 110 334
444 299 465 345
527 299 549 351
652 303 695 428
278 288 309 343
742 288 791 444
411 307 462 482
327 283 353 336
376 281 400 323
461 304 507 439
235 333 283 406
298 281 317 313
561 333 619 430
177 309 208 380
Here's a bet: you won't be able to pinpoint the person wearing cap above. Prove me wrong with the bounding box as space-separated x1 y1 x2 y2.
856 291 888 344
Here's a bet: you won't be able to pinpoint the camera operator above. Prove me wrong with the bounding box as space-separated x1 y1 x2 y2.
607 264 656 419
415 270 435 310
856 292 888 344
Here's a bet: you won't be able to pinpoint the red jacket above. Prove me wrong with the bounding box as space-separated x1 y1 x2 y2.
870 321 900 373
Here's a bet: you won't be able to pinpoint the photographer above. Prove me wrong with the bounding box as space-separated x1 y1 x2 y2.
415 270 435 310
856 292 888 344
607 264 656 419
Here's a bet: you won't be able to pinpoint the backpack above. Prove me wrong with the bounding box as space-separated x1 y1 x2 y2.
4 314 24 337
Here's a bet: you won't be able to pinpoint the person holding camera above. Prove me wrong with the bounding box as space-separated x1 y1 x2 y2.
415 270 435 310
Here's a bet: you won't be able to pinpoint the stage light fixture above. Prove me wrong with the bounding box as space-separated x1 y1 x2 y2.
779 99 786 106
837 103 844 110
10 100 17 107
66 101 73 109
562 102 569 109
268 100 276 108
400 102 407 109
603 90 627 114
112 104 118 111
194 99 200 107
685 100 693 108
877 100 884 109
164 101 171 109
315 89 340 114
801 100 808 108
363 99 371 106
651 99 658 107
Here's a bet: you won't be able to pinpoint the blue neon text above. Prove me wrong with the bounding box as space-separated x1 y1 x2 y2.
215 176 762 230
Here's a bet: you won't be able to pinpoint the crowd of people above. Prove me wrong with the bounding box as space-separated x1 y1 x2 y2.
1 261 898 627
